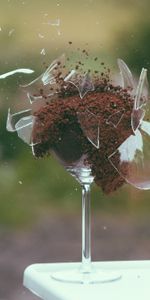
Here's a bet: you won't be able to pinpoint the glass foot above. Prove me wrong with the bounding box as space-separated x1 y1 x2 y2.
51 267 122 284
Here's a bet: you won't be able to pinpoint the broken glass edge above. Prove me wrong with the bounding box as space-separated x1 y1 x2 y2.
134 68 148 110
27 93 43 104
15 115 40 146
140 120 150 136
67 71 95 99
64 69 76 82
117 58 134 90
15 115 34 131
106 109 125 128
108 130 150 190
86 125 100 149
131 108 146 134
42 63 58 85
21 54 66 98
80 72 95 99
42 53 66 85
0 68 34 79
16 122 33 146
20 74 42 88
6 108 32 132
77 110 100 149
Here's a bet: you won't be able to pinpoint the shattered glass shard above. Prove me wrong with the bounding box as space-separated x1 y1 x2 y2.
42 53 66 85
6 108 38 146
131 108 145 133
109 128 150 190
22 76 44 103
77 110 99 148
21 54 67 103
6 108 32 132
64 70 76 82
80 72 95 98
15 115 35 146
28 93 42 103
0 68 34 79
141 120 150 135
117 59 134 90
106 109 125 128
65 71 94 98
131 68 149 133
134 68 148 109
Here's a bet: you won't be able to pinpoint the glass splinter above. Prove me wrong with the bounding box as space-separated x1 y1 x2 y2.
131 68 148 133
15 115 35 146
80 72 95 98
6 108 32 132
41 53 65 85
77 110 99 148
131 108 145 133
117 59 134 90
66 71 94 98
106 109 125 128
141 120 150 135
0 68 34 79
64 69 76 82
21 54 67 103
134 68 148 109
6 108 36 146
109 128 150 190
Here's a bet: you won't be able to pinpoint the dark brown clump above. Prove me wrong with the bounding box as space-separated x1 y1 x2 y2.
32 74 133 194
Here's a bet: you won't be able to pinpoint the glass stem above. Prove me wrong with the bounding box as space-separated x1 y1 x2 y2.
81 183 91 273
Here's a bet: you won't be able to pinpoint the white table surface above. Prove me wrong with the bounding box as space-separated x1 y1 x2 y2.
23 261 150 300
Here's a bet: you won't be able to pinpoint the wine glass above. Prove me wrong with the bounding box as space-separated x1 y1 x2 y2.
6 55 150 284
6 105 121 284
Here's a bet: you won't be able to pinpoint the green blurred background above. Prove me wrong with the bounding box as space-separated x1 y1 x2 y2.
0 0 150 227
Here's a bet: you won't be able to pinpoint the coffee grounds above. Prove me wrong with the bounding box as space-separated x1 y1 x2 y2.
32 71 133 194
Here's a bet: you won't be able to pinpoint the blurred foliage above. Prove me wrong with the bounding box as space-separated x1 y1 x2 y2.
0 0 150 227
